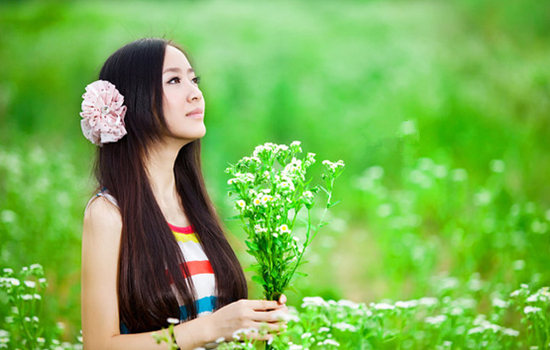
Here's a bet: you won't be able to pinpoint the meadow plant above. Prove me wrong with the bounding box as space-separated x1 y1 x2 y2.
0 264 82 350
151 318 181 350
210 282 547 350
354 157 550 298
225 141 345 300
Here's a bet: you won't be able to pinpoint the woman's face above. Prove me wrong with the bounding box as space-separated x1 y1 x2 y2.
161 45 206 142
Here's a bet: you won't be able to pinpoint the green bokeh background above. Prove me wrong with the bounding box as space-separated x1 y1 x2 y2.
1 0 549 339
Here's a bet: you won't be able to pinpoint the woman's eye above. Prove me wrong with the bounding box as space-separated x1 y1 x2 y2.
192 76 201 85
168 77 181 84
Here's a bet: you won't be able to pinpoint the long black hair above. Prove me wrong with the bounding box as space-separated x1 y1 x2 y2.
95 38 247 333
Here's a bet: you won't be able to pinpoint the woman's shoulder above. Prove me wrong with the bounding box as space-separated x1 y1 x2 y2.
83 193 122 240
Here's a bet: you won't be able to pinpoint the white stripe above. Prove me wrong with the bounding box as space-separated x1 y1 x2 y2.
190 273 216 300
178 241 209 261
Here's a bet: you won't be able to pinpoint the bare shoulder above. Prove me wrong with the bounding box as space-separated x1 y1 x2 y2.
83 196 123 242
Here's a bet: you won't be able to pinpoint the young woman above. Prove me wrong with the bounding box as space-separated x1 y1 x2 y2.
81 38 287 350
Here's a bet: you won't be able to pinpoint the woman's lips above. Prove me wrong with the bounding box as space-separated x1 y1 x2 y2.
186 108 204 118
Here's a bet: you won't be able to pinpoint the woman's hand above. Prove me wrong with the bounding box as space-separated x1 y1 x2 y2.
206 294 289 341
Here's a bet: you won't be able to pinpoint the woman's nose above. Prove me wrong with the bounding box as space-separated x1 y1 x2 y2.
187 85 202 103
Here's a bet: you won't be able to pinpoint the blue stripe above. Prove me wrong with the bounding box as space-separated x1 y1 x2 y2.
179 296 218 320
120 296 217 334
120 322 130 334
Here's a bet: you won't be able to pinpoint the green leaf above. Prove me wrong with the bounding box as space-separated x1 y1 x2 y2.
244 264 260 272
245 240 259 251
251 275 265 286
327 199 342 208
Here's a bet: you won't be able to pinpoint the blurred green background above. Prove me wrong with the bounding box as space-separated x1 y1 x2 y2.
1 0 549 339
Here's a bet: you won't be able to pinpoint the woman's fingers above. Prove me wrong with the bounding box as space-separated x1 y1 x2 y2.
278 294 287 305
251 307 289 323
247 299 285 311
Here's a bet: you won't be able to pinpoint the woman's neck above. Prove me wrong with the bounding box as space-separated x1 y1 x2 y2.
144 138 189 224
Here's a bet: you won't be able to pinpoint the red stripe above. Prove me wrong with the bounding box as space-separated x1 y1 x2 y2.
180 260 214 278
168 222 194 234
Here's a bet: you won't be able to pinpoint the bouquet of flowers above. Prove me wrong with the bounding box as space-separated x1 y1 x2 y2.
226 141 345 300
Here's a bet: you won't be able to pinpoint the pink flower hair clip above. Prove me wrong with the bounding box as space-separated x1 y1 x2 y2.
80 80 128 146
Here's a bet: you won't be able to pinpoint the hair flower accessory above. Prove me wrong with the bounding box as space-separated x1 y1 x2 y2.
80 80 128 146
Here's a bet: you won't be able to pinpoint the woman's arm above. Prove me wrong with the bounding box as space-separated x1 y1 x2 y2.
81 196 287 350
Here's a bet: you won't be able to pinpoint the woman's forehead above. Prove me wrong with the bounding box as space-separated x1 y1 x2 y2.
163 45 193 73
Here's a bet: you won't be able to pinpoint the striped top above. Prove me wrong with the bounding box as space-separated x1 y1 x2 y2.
168 222 217 320
85 191 217 333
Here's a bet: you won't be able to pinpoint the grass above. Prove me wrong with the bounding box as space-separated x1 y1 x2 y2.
0 0 549 347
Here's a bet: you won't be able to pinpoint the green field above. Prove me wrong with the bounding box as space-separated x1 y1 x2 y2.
0 0 549 348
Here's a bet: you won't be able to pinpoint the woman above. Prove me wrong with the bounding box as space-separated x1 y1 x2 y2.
81 38 287 350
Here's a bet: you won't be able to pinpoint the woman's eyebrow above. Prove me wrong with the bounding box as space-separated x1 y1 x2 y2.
163 67 195 74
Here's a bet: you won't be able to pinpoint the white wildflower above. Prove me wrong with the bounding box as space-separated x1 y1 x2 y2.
377 204 392 218
524 306 541 314
503 328 520 337
337 299 361 309
30 264 43 271
395 300 419 309
492 298 509 308
371 302 395 310
490 159 505 173
232 327 257 340
333 322 357 332
277 312 300 322
513 260 525 270
467 326 485 335
236 200 246 209
419 297 438 307
167 318 179 325
425 315 447 326
322 339 340 347
302 296 328 308
279 224 291 233
24 281 36 288
451 168 468 182
434 165 448 178
318 327 330 333
401 120 416 135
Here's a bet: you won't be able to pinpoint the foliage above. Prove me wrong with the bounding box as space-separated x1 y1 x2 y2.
0 265 82 350
226 141 345 300
216 283 550 350
0 0 549 348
